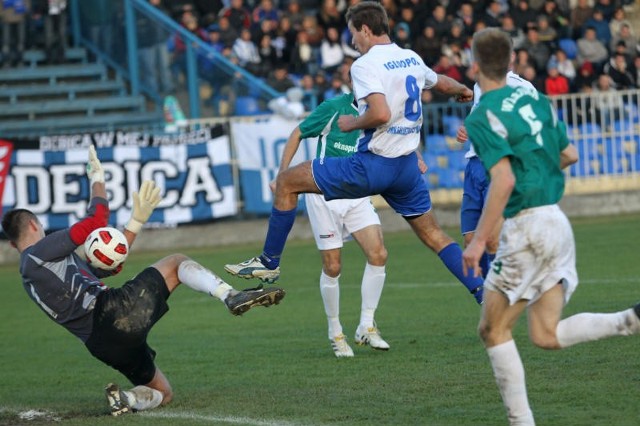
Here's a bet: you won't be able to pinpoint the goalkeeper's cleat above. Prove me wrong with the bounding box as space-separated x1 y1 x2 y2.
105 383 130 416
224 257 280 283
225 284 285 316
355 324 390 351
330 334 354 358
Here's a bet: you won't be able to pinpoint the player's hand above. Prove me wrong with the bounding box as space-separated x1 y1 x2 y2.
86 145 105 185
417 157 428 174
337 115 356 132
455 87 474 103
456 125 468 143
126 180 162 234
462 239 486 278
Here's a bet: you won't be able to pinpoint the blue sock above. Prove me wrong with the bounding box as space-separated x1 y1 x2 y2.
260 206 297 269
480 253 490 279
438 243 484 304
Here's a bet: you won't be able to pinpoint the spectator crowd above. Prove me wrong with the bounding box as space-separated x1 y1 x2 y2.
1 0 639 115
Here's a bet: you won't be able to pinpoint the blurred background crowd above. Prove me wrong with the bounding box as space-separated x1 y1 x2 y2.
1 0 639 115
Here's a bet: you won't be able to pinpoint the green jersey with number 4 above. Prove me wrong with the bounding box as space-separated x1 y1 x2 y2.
465 85 571 218
299 93 359 159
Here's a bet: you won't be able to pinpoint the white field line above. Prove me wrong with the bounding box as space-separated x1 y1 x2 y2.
140 410 308 425
0 407 311 426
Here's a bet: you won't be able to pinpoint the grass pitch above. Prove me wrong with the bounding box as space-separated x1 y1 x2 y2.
0 213 639 426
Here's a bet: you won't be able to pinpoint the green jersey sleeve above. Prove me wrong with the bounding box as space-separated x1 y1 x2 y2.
299 97 341 139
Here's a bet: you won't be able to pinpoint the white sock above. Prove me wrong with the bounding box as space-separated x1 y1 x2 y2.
178 260 233 301
320 271 342 338
123 386 163 411
487 340 535 426
359 263 386 329
556 308 640 348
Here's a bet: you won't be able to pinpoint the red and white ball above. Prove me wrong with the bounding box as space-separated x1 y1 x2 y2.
84 227 129 270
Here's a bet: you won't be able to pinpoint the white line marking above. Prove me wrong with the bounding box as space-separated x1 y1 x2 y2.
139 410 306 425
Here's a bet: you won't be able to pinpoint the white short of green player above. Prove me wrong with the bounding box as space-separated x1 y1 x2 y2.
276 92 389 357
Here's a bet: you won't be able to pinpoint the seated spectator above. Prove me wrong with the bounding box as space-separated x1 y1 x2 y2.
217 15 239 49
609 7 633 40
582 9 611 49
511 0 537 32
414 25 441 68
219 0 251 31
513 48 535 77
251 0 279 32
433 54 463 83
232 28 261 75
290 31 315 76
536 15 558 49
300 14 325 48
522 65 545 92
397 6 420 42
300 73 319 110
570 0 593 39
541 0 570 39
574 61 597 91
481 0 504 29
257 34 278 78
320 26 344 75
282 0 305 32
593 74 627 126
554 49 576 83
594 0 615 21
316 0 344 32
425 5 449 39
192 0 223 27
443 20 466 50
273 16 296 64
610 25 638 60
605 52 636 89
522 27 551 74
501 15 526 50
323 72 345 101
393 22 412 49
267 63 295 94
456 2 476 37
577 27 609 72
544 60 570 95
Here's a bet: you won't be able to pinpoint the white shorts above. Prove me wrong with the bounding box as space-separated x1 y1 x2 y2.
484 204 578 306
304 193 381 251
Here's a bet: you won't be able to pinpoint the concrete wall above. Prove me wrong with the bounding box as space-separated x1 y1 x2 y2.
2 189 639 266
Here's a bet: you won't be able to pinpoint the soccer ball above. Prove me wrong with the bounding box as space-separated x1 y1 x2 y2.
84 227 129 270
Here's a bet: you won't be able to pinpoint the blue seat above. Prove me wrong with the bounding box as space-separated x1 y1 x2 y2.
437 168 464 188
442 115 464 137
558 38 578 60
234 96 261 116
425 134 448 153
448 150 467 171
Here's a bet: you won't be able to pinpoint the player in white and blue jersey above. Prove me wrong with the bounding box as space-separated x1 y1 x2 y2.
457 64 535 278
225 1 485 305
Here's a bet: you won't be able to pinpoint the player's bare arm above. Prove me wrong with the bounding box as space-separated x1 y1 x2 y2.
337 93 390 132
271 126 303 193
463 157 514 278
433 74 473 103
560 144 579 169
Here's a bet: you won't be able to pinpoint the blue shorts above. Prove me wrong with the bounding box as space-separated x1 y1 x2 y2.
311 151 431 217
460 156 489 234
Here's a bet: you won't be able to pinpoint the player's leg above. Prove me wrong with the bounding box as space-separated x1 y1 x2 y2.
528 284 640 350
405 212 484 304
351 223 389 350
225 160 321 282
154 254 285 316
479 290 534 425
306 193 353 357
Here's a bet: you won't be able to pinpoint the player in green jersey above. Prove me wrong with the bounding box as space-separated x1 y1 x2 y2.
462 28 640 426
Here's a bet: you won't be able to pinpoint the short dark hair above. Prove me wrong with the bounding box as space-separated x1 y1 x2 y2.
1 209 36 243
472 28 512 81
345 1 390 37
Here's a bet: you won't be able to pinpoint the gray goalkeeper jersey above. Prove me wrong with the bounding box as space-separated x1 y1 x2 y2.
19 199 111 343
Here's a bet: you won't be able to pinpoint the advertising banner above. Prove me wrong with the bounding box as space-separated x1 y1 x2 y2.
1 126 236 231
230 116 318 214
